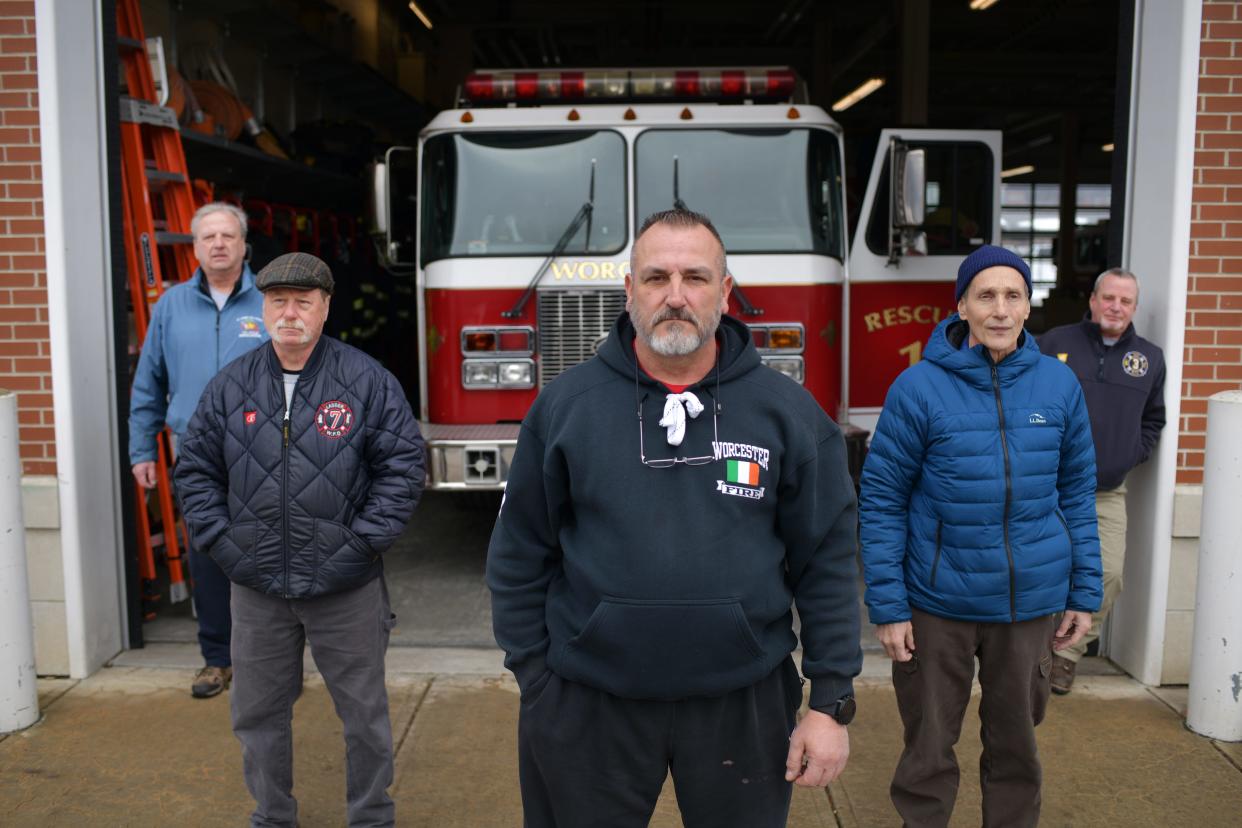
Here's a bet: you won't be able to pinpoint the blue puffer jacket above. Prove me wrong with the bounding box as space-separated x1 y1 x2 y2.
860 315 1102 625
173 336 425 598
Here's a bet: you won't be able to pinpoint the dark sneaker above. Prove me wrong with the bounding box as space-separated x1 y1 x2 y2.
1051 655 1076 695
191 666 233 699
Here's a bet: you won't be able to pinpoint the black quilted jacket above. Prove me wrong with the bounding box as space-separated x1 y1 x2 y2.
174 336 425 598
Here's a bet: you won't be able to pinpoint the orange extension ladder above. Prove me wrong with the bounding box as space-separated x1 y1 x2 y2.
118 0 197 607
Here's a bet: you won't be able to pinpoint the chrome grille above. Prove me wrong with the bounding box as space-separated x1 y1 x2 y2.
536 288 626 386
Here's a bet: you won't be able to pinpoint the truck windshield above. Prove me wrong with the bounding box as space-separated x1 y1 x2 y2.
635 128 844 260
420 130 627 265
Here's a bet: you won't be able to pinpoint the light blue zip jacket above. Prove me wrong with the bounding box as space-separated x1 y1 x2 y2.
128 267 267 464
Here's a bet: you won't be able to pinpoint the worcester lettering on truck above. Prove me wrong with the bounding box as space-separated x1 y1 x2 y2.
377 67 1001 489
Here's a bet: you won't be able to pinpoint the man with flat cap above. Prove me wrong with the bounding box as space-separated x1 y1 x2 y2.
175 252 426 827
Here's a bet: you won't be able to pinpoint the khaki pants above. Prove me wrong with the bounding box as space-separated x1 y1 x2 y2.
1062 485 1127 662
890 608 1057 828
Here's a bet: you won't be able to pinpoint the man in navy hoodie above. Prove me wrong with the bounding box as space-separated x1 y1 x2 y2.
129 201 267 698
487 209 862 827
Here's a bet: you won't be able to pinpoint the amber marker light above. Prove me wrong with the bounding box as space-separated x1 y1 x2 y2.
463 331 497 352
767 327 803 349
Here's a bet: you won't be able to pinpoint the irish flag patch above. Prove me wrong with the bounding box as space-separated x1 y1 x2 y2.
727 459 760 486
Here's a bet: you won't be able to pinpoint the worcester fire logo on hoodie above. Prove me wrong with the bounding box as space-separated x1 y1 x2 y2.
713 440 769 500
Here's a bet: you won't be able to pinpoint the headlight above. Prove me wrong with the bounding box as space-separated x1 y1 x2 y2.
463 361 499 387
762 356 804 384
462 359 535 389
498 361 533 387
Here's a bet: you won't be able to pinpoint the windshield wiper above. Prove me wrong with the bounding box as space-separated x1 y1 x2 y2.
671 156 763 317
503 159 597 319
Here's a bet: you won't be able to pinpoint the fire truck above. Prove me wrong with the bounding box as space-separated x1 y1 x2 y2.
378 67 1001 490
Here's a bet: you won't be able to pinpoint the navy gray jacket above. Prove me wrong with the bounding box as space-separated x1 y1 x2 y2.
486 313 861 711
1038 316 1166 490
174 336 425 598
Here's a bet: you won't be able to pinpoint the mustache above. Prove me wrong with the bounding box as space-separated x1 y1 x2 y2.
276 319 307 331
651 307 696 325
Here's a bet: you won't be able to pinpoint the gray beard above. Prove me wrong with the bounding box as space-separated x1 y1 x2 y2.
632 308 720 357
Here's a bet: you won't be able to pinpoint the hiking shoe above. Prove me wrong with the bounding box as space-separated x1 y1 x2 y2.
191 665 233 699
1050 655 1076 695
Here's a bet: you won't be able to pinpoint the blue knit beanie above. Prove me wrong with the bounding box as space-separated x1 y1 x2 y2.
955 245 1032 301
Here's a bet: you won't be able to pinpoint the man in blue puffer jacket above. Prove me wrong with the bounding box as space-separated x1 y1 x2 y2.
860 245 1101 828
175 253 425 827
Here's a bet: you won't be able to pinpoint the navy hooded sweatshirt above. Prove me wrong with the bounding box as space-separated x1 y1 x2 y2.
486 312 862 711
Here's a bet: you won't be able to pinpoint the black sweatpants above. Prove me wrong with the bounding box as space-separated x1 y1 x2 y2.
517 658 804 828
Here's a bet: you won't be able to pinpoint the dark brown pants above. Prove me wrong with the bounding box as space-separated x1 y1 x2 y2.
890 608 1056 828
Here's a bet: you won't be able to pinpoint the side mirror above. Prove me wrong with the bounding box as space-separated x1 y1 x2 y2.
893 146 925 227
376 146 417 266
887 140 926 266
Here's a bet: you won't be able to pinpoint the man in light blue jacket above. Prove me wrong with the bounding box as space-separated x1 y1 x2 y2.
860 245 1101 828
128 201 267 698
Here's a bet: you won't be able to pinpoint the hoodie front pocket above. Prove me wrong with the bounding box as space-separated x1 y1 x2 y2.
558 596 766 700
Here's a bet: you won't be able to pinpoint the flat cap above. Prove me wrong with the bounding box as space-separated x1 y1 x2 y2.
255 252 335 295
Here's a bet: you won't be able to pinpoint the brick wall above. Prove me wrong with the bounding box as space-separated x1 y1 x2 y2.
1184 0 1242 485
0 1 52 476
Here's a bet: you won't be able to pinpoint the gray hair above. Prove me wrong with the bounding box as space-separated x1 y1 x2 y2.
632 208 727 278
1093 267 1138 298
191 202 248 240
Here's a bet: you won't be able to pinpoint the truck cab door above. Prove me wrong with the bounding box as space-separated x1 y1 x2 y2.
844 128 1002 432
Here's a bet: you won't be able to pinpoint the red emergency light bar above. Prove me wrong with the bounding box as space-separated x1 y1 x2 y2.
460 67 800 106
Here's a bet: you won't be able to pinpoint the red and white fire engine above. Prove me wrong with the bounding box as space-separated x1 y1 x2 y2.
379 67 1001 489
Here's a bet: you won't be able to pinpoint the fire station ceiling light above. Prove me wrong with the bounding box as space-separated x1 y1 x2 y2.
1102 142 1115 152
831 78 885 112
970 0 1001 10
408 1 433 30
1001 164 1035 179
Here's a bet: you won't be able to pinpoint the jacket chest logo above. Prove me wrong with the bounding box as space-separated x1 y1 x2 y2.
1122 350 1149 378
315 400 354 439
237 316 263 338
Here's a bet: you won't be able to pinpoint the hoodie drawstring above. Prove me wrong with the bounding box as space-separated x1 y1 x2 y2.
659 391 703 446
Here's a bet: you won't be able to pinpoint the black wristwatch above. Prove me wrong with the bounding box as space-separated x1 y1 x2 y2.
825 695 856 725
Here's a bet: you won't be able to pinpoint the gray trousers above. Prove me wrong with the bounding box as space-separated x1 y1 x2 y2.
230 577 397 827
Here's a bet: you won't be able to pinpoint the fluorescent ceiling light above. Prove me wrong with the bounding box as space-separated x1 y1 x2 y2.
1001 164 1035 179
409 1 433 30
832 78 885 112
1101 142 1115 152
970 0 1000 9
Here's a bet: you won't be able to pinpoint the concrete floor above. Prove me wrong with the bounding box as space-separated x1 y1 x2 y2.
56 494 1239 826
143 491 502 650
3 654 1240 827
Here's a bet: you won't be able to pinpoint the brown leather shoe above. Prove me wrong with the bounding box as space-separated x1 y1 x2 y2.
1050 655 1076 695
191 665 233 699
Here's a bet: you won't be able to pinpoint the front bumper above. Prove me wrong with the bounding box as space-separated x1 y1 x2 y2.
421 423 521 490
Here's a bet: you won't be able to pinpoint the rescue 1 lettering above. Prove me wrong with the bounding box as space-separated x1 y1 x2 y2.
550 260 631 281
862 304 951 333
